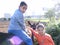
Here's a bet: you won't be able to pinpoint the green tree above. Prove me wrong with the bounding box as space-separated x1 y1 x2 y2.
45 9 55 21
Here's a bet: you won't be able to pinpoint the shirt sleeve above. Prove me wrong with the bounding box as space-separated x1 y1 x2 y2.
30 28 41 39
45 34 55 45
15 11 25 30
29 28 38 38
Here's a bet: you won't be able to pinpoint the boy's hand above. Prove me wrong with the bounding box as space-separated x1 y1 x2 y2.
26 27 32 37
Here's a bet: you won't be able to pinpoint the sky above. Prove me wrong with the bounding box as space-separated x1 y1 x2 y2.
0 0 60 18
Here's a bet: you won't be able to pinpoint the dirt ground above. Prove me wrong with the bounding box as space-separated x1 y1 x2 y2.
0 21 10 33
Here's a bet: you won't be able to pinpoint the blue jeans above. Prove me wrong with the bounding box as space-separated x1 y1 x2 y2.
8 30 33 45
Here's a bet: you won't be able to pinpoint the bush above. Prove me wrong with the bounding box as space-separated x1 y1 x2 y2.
46 24 60 45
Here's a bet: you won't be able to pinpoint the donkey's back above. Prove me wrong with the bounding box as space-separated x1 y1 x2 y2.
0 32 26 45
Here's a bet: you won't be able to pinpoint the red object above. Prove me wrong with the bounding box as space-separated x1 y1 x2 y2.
29 28 55 45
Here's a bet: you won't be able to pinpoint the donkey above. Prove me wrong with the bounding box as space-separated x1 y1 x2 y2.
0 32 26 45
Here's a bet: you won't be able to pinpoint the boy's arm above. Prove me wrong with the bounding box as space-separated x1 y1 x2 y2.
15 12 25 30
28 27 39 38
28 27 43 43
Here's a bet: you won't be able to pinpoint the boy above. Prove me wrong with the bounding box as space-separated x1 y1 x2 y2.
8 1 33 45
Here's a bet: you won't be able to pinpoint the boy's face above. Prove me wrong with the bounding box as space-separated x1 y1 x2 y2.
19 5 27 13
37 27 45 35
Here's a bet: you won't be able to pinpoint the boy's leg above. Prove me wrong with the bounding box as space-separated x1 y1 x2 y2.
8 30 33 45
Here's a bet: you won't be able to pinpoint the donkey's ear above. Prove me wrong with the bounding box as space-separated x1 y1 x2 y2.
36 21 40 26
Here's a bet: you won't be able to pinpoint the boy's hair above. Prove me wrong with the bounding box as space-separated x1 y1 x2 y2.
20 1 27 6
36 23 44 29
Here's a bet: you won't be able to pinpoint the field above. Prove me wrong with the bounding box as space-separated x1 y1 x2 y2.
0 18 60 33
